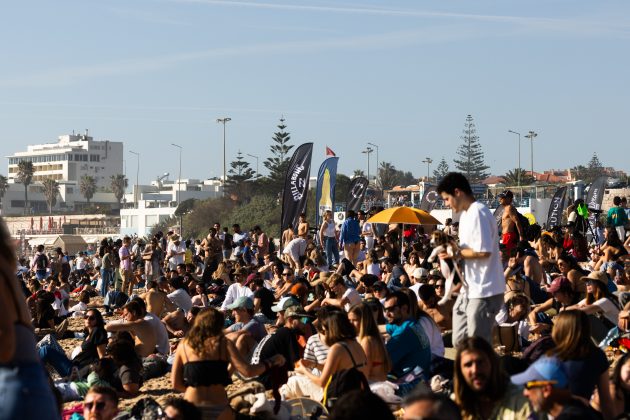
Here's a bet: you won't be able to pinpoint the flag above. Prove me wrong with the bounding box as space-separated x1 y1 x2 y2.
315 157 339 230
493 206 504 235
419 186 439 212
281 143 314 240
325 146 336 157
546 186 567 229
586 176 608 243
346 177 369 212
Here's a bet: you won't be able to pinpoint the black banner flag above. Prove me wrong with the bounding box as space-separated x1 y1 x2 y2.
419 186 439 212
346 177 369 212
546 186 567 229
280 143 314 236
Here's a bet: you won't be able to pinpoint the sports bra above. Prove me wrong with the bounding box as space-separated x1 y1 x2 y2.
182 339 232 387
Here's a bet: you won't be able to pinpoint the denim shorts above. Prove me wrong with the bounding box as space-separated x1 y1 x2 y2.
0 362 60 419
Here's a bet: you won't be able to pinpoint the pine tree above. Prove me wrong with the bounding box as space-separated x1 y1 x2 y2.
226 151 256 202
433 157 450 183
453 115 490 184
586 153 604 183
262 117 294 195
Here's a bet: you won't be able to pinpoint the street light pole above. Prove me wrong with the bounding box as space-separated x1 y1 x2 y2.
216 117 231 196
508 130 521 186
129 150 139 209
171 143 183 237
421 157 433 182
246 153 259 179
525 130 538 179
362 147 373 183
367 142 379 185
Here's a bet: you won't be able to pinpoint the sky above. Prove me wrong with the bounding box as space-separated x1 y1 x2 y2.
1 0 629 186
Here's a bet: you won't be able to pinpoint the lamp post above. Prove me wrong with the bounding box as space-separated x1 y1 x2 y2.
421 157 433 182
362 147 373 183
508 130 521 186
129 150 139 209
216 117 231 196
171 143 183 237
246 153 259 179
367 142 379 185
525 130 538 179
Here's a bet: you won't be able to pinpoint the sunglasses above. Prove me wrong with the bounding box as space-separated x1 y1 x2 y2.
435 284 444 288
525 380 557 390
282 273 292 276
84 401 107 411
85 315 96 321
383 304 399 312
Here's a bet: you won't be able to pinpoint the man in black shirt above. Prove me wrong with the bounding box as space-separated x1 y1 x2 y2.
250 305 308 389
248 276 275 321
512 355 601 420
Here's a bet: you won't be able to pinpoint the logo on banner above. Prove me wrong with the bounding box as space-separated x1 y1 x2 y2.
290 164 307 201
548 197 563 226
351 182 365 198
425 190 438 204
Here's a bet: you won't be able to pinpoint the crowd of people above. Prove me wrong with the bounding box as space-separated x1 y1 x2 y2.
2 171 630 419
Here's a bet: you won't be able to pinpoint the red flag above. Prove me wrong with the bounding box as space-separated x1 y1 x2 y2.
325 146 336 157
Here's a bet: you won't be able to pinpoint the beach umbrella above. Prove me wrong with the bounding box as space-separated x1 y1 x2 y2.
39 216 43 231
367 206 441 225
30 217 34 231
367 206 441 263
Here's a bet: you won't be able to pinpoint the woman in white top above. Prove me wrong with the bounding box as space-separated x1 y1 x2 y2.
568 271 620 326
319 210 339 267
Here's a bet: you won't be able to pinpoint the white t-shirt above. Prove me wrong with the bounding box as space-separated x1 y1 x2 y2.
578 297 620 325
342 287 362 312
145 312 170 355
283 238 307 262
221 283 254 311
419 316 445 357
459 201 506 299
167 289 193 313
168 242 186 266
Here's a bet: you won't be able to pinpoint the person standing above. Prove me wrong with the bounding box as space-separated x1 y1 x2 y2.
319 210 339 267
437 172 505 346
340 210 361 265
607 196 628 241
119 236 135 296
31 244 49 281
498 190 523 255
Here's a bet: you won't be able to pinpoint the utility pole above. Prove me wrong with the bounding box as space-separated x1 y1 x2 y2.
525 130 538 179
508 130 521 186
422 157 433 182
216 117 231 196
362 147 373 183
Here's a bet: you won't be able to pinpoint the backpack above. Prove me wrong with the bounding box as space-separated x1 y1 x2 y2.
323 342 370 409
36 253 48 270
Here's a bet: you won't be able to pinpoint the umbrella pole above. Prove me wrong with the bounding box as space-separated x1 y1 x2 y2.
401 223 404 264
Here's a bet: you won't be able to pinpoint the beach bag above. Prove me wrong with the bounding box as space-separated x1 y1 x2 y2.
493 324 520 353
323 342 369 409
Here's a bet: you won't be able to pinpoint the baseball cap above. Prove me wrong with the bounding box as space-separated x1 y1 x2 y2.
412 267 428 279
271 296 299 312
284 305 311 319
498 190 513 199
547 276 572 293
511 355 568 389
226 296 254 310
243 273 257 286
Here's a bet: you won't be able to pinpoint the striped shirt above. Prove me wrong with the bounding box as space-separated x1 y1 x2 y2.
303 333 329 364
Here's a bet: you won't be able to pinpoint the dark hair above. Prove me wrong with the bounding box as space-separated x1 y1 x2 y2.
123 300 143 318
163 397 201 420
321 310 357 346
551 310 597 360
611 352 630 401
85 308 105 330
91 358 118 386
106 338 140 366
454 337 507 417
403 389 462 420
130 296 147 316
86 385 119 406
387 290 410 312
613 196 622 206
329 390 394 420
436 172 473 196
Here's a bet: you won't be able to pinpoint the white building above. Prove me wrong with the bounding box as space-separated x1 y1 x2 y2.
120 178 223 237
7 130 123 188
3 131 123 215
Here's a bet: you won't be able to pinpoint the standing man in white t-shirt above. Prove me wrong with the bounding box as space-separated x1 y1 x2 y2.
437 172 505 346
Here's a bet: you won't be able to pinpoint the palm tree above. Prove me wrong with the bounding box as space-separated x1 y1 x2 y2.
110 174 128 207
16 160 34 214
0 175 8 213
42 178 60 214
353 169 365 178
502 168 535 186
79 175 97 204
376 161 400 190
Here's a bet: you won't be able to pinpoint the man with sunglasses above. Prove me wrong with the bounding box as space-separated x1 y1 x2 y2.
382 291 431 396
511 355 600 419
220 267 254 311
83 385 119 420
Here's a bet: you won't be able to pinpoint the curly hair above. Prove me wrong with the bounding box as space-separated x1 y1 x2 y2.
186 307 225 356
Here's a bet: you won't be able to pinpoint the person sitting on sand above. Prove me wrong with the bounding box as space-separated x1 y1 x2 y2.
171 307 284 420
83 385 120 420
105 300 158 357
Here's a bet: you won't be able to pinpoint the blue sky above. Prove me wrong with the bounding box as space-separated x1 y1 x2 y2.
1 0 629 185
